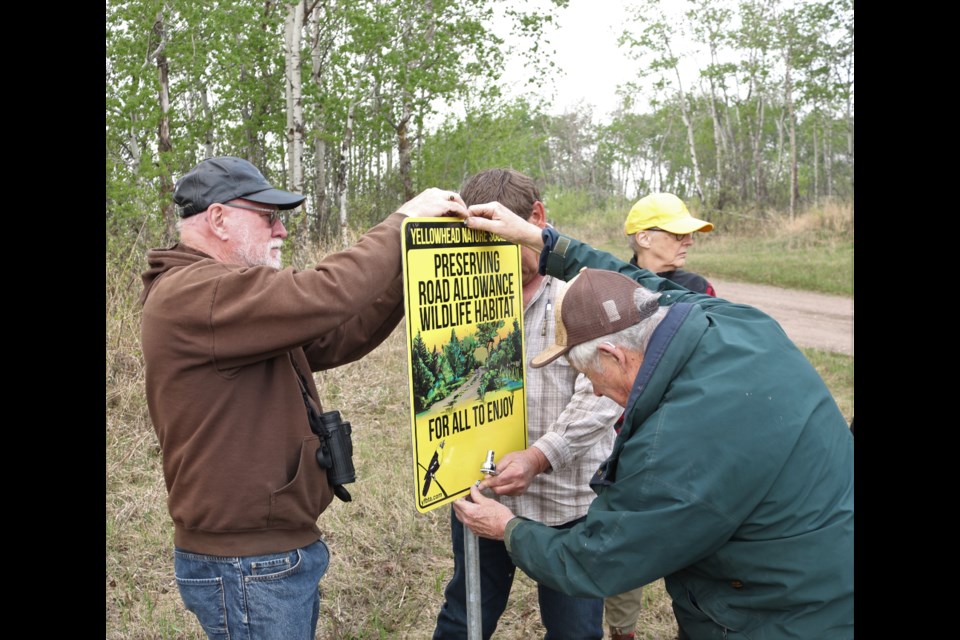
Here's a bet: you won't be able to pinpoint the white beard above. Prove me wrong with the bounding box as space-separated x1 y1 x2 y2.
231 223 283 269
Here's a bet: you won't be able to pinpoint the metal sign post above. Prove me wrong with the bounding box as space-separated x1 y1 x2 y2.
464 524 482 640
465 450 498 640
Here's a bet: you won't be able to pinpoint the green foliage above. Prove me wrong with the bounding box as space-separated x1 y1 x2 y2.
474 319 523 401
474 321 504 354
461 335 479 371
411 332 435 412
477 368 500 401
509 318 523 367
418 98 553 190
106 0 569 244
609 0 853 213
800 347 853 422
443 329 466 380
542 189 595 225
107 0 852 246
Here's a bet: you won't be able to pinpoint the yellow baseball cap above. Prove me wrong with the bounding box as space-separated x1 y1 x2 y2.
623 193 714 235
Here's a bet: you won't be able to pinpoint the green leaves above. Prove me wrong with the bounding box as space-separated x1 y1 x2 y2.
106 0 852 245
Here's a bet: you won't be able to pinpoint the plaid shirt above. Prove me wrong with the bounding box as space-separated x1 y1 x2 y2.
500 276 622 526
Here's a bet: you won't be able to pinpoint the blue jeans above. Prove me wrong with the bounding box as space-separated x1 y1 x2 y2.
174 539 329 640
433 508 603 640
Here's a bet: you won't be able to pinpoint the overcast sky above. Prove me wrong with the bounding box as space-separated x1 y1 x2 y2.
497 0 635 119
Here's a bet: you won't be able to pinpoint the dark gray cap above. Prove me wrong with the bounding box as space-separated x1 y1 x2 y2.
174 156 306 217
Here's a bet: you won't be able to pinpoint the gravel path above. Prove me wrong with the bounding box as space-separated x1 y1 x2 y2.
710 279 854 356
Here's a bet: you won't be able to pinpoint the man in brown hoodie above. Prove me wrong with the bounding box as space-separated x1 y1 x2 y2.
140 156 465 639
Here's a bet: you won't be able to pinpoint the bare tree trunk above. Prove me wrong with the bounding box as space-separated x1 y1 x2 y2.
812 121 819 203
774 107 785 188
825 126 833 197
152 11 177 240
732 104 748 203
397 99 414 201
720 85 741 204
285 1 305 195
653 118 673 194
199 87 214 158
314 137 327 237
391 0 434 202
238 49 258 163
846 83 854 193
126 126 142 169
338 102 356 247
374 83 383 197
703 49 728 207
673 69 705 203
750 98 765 206
785 48 798 219
707 88 725 207
306 0 333 240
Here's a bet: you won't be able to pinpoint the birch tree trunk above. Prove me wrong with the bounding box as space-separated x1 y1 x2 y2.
199 87 214 159
284 1 305 196
338 102 356 247
825 127 833 198
389 0 435 202
655 119 672 193
706 79 725 206
306 0 338 240
665 41 705 203
397 99 414 201
846 86 854 193
753 97 766 204
812 121 819 203
314 137 327 237
774 107 785 188
677 87 705 204
784 46 798 219
152 11 177 240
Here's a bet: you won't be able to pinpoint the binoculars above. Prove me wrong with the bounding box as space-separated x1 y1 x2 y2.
312 410 356 502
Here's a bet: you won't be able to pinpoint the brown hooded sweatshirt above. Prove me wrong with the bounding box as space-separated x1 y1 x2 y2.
139 212 406 556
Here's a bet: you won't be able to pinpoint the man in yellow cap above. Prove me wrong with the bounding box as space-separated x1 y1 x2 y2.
608 193 715 638
624 193 716 296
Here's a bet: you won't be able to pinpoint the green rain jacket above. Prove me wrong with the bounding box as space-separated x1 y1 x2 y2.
504 232 853 639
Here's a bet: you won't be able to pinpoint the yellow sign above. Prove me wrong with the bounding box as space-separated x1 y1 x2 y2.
402 218 528 512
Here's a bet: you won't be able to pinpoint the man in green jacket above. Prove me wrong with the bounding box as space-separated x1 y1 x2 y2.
452 202 854 640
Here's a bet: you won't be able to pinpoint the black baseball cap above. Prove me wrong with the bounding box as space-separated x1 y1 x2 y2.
174 156 306 217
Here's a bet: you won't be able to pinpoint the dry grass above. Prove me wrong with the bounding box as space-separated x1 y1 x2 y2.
107 204 851 638
106 294 681 638
106 279 680 639
780 198 854 237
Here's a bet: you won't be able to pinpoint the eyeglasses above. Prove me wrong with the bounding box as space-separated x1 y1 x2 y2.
225 202 284 226
645 228 692 242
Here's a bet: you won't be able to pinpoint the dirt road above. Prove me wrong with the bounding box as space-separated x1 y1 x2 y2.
710 278 854 356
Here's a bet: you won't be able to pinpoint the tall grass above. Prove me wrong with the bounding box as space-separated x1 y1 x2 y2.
107 245 199 638
688 201 854 295
801 347 854 423
106 201 853 639
548 196 854 297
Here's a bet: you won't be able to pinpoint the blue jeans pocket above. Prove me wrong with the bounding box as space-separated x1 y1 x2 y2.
174 542 329 640
175 574 229 638
248 549 299 580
